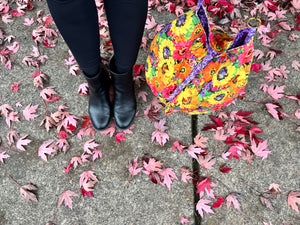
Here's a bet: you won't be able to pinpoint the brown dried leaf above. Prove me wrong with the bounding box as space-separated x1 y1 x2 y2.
19 184 38 202
260 192 276 210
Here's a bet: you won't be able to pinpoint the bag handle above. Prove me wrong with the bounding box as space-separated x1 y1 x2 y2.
196 0 218 56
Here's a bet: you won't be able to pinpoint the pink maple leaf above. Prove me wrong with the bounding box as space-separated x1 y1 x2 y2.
0 151 10 163
79 171 98 188
151 130 169 146
226 193 241 212
6 111 20 128
16 135 32 151
23 104 39 121
100 122 116 137
145 16 157 30
38 140 57 162
158 167 178 191
78 83 89 95
57 190 78 210
250 139 271 159
288 191 300 213
23 17 34 26
143 158 163 174
292 60 300 71
40 86 61 102
92 150 102 161
7 130 19 146
197 152 216 170
83 139 99 154
70 156 82 169
265 102 289 121
180 166 193 183
194 133 208 148
196 199 214 218
186 144 205 159
180 216 191 224
138 91 148 102
129 157 143 176
0 104 13 117
267 84 285 100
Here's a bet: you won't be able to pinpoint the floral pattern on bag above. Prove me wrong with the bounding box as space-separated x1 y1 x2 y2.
145 7 254 115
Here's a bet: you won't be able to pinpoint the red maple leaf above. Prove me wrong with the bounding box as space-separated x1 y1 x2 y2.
172 141 186 154
115 132 127 144
81 188 93 197
219 163 232 173
212 196 225 208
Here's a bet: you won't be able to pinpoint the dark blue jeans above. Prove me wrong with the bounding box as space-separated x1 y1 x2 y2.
46 0 148 76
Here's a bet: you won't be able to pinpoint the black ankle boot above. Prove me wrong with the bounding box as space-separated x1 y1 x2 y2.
83 64 112 131
108 56 136 130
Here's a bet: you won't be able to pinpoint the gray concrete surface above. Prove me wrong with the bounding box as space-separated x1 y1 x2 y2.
0 1 299 225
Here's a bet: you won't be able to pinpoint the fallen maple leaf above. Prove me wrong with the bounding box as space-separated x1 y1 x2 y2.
180 216 190 224
186 144 205 159
250 139 272 160
143 158 163 174
79 171 98 188
38 140 57 162
172 141 186 154
287 191 300 213
180 166 193 183
219 163 232 173
194 133 208 148
57 190 78 210
197 152 216 170
212 196 225 208
226 193 241 212
23 104 39 121
196 199 215 218
129 157 142 176
83 139 99 154
16 135 32 151
19 184 38 202
115 132 127 144
267 84 285 100
0 151 10 163
158 167 178 191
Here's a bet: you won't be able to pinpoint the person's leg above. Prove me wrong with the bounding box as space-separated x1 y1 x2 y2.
103 0 148 130
46 0 101 76
46 0 112 131
103 0 148 74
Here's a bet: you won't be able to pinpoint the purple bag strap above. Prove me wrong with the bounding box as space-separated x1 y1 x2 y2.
196 0 218 56
166 0 256 102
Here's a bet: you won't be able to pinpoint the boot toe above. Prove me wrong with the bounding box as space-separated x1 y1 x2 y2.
89 106 112 131
114 109 136 130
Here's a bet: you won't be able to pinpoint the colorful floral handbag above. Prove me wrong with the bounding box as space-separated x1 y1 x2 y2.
145 0 260 115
